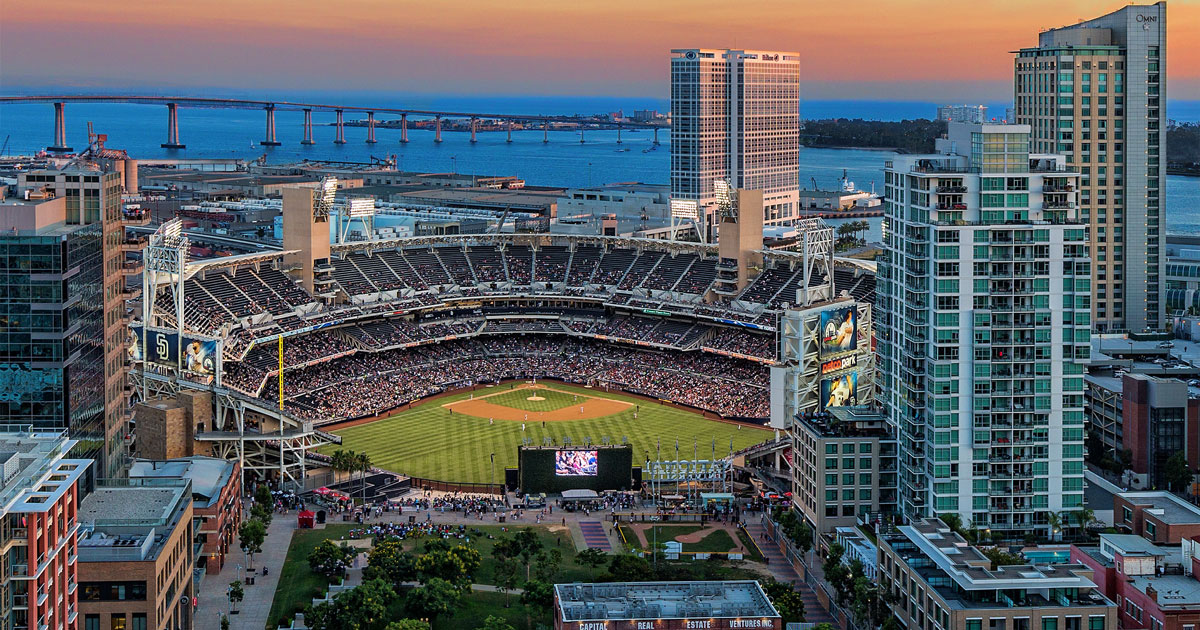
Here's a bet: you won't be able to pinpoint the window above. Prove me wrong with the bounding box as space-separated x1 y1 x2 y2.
85 616 101 630
967 620 983 630
131 614 147 630
1043 619 1058 630
1088 617 1107 630
111 615 127 630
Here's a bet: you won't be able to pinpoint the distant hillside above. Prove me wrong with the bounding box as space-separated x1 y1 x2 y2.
800 118 947 153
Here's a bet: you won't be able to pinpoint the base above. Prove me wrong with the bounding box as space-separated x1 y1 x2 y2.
301 140 316 146
47 146 73 153
260 141 282 146
160 143 186 149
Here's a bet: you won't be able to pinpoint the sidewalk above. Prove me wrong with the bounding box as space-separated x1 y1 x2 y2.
743 520 834 625
196 511 300 630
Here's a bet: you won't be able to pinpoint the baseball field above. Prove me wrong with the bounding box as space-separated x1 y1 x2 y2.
321 381 773 484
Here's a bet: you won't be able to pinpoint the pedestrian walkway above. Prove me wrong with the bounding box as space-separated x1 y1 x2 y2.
196 510 299 630
743 520 834 625
578 521 612 551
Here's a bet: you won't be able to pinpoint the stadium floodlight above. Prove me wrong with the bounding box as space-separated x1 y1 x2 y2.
345 197 376 218
669 198 698 220
714 178 738 222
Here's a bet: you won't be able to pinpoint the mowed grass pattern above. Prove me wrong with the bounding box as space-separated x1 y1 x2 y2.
325 382 772 483
472 387 581 412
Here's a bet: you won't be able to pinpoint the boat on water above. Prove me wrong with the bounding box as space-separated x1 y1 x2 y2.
615 148 630 153
796 170 884 219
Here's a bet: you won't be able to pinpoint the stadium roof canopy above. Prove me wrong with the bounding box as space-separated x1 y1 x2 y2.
561 489 600 500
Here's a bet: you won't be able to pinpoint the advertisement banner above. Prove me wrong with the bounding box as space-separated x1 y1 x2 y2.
131 326 219 377
820 371 857 410
820 355 857 375
819 306 857 357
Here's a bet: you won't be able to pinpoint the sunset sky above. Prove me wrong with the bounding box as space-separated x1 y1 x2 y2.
2 0 1196 101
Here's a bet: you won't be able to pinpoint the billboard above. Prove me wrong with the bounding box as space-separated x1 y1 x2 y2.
555 450 598 476
130 326 219 377
821 372 857 410
819 306 857 356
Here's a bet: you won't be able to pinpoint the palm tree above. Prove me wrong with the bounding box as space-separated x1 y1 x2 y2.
329 449 354 488
1046 511 1062 542
355 452 372 502
1074 508 1096 538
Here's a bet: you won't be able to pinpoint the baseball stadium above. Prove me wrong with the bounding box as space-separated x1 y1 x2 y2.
130 183 876 494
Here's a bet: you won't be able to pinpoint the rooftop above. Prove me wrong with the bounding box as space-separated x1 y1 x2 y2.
1118 491 1200 525
554 581 779 622
1129 574 1200 607
129 456 236 509
887 519 1109 610
77 478 192 564
0 426 91 514
796 407 894 440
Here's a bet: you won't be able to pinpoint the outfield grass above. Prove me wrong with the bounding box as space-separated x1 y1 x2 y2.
325 382 772 483
479 387 579 412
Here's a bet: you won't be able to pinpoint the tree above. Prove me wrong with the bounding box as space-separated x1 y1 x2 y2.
227 580 244 614
512 529 544 581
405 578 461 627
1166 452 1195 492
238 518 267 570
495 555 522 608
385 621 430 630
308 540 356 579
252 483 274 527
221 615 230 630
355 451 373 501
822 544 853 605
761 580 806 624
1074 507 1097 538
520 579 555 610
607 554 652 582
364 540 417 587
982 546 1024 570
1046 511 1062 542
479 616 516 630
416 548 473 590
533 548 563 583
330 449 354 484
306 578 397 630
938 513 964 535
577 547 607 570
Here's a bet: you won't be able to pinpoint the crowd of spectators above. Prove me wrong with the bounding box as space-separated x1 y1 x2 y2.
703 328 777 361
271 335 770 422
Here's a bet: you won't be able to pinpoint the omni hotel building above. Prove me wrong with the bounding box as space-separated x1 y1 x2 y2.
878 122 1091 536
669 48 800 239
1014 1 1167 332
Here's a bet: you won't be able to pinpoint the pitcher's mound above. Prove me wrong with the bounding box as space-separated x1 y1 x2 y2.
526 396 546 401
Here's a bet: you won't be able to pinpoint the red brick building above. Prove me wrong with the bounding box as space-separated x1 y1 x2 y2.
1115 491 1200 544
1074 533 1200 630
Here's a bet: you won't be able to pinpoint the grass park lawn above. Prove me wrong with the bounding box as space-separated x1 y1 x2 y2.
267 523 598 628
324 382 771 483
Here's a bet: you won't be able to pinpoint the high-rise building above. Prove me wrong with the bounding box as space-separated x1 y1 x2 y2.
0 427 93 630
0 193 106 464
878 122 1090 535
16 162 147 478
1014 1 1167 332
670 48 800 239
936 104 988 124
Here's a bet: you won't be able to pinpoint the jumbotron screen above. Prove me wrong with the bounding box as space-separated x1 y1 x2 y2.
518 445 632 493
554 450 598 476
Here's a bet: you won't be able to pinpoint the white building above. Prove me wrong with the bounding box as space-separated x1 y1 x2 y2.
936 104 988 124
553 184 672 236
1015 1 1167 332
878 122 1090 536
670 48 800 239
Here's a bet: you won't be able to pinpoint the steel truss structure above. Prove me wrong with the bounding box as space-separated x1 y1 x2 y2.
134 220 338 491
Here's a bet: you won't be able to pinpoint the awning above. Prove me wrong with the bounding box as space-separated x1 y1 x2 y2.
561 489 600 500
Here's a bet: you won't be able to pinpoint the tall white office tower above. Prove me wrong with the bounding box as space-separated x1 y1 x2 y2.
1015 1 1167 332
670 49 800 241
878 122 1090 536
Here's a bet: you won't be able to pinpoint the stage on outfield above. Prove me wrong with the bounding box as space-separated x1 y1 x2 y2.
322 381 772 485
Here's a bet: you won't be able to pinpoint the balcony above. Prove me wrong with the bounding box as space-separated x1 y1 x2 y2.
121 208 150 225
121 259 144 276
1043 201 1076 210
936 185 967 194
1043 184 1074 193
120 235 148 252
